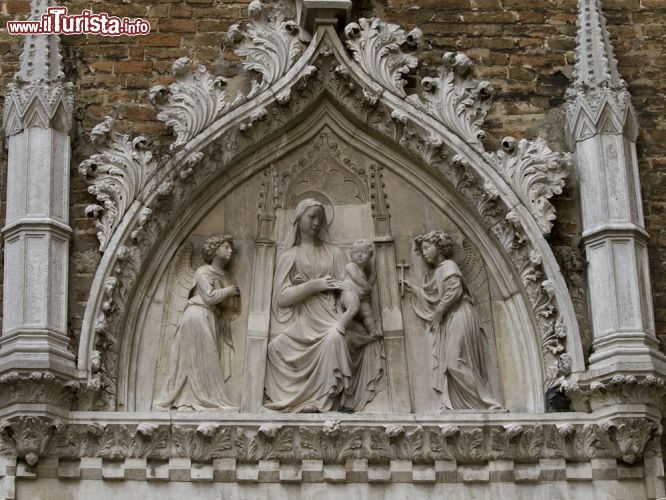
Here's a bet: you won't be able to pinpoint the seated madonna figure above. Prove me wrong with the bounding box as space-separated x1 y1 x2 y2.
264 198 383 413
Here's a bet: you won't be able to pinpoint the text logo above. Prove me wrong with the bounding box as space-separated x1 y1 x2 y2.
7 7 151 36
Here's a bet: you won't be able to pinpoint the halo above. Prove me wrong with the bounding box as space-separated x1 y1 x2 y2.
289 191 335 226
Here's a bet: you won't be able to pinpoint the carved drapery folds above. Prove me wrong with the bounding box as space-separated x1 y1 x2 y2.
76 4 580 413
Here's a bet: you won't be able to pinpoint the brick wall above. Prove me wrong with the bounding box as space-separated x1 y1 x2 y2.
1 0 665 357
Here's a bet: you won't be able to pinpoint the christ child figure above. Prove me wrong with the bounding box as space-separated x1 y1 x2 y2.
336 240 380 337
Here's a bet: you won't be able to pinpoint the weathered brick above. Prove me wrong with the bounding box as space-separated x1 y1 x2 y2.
159 18 197 32
115 61 153 74
6 1 30 14
138 33 182 47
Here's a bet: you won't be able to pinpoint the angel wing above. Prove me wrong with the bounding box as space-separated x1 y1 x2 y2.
453 238 494 338
153 243 196 399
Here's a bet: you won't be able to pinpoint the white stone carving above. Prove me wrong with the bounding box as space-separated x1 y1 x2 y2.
563 374 666 413
79 117 156 252
2 0 74 136
564 0 637 144
232 1 305 99
0 416 64 466
149 58 231 150
76 20 582 414
406 230 502 410
3 79 74 136
407 52 493 145
565 0 664 378
0 373 78 410
486 137 571 236
0 416 658 468
344 18 421 98
153 236 241 411
1 0 76 389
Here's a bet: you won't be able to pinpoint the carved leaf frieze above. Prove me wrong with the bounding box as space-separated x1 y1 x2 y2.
491 424 544 461
1 418 658 467
79 117 157 252
407 52 493 145
486 137 571 236
150 58 231 150
563 374 666 413
0 372 78 409
344 18 421 98
429 426 484 462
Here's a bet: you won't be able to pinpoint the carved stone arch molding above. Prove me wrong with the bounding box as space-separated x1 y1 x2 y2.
78 8 583 412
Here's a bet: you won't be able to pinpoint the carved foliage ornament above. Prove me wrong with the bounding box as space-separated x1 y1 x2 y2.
453 155 570 390
344 18 423 99
0 418 658 466
232 2 305 99
486 137 571 236
407 52 493 146
79 117 157 252
149 58 232 151
0 372 79 410
563 374 666 413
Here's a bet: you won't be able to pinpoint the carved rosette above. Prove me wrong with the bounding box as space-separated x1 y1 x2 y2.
486 137 571 236
79 117 157 252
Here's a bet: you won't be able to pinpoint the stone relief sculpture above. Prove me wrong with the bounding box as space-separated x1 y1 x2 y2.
264 198 383 413
403 230 502 410
337 240 381 338
153 235 241 410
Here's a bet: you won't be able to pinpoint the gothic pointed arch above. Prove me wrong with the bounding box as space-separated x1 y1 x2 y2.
77 4 582 412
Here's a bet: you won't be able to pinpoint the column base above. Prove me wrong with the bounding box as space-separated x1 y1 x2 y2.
0 329 76 379
587 331 666 377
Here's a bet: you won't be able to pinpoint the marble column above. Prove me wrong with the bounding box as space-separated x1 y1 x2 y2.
1 0 75 379
565 0 665 376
